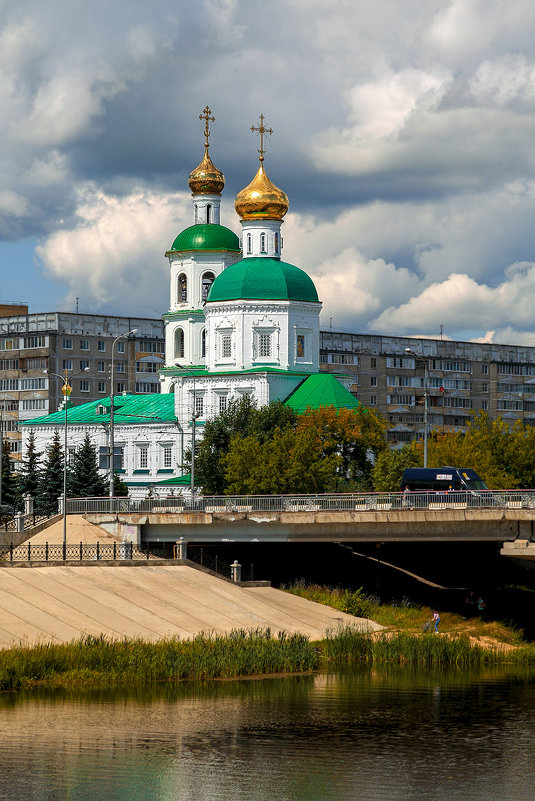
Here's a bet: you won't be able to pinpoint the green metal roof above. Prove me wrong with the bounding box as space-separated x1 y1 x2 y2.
154 474 192 486
22 394 177 426
169 224 240 253
283 374 361 414
207 257 319 303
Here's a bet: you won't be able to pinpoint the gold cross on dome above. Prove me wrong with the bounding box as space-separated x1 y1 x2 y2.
199 106 215 149
251 114 273 163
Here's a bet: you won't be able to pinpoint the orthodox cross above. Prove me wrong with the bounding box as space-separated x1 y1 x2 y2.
251 114 273 163
199 106 215 150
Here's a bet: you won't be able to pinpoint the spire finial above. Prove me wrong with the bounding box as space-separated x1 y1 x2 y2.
251 114 273 164
199 105 215 150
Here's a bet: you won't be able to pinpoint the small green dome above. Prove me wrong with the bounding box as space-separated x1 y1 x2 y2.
207 257 319 303
169 224 240 253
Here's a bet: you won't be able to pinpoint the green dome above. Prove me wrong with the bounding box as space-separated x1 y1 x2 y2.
169 224 240 253
207 257 319 303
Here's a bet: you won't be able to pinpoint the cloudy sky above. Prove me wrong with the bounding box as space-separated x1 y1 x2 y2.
2 0 535 344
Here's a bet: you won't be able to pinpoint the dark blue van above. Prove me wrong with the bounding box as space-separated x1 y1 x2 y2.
401 467 487 492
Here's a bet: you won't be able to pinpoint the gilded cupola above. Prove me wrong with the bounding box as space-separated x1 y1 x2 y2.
235 114 289 221
188 106 225 196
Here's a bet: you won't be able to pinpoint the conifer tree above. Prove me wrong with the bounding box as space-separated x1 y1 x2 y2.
37 431 65 516
0 437 17 509
68 434 107 498
18 429 42 505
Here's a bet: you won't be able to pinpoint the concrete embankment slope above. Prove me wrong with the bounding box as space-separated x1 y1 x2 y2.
0 564 381 649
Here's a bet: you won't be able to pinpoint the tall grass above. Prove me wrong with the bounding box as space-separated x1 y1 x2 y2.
323 627 494 667
0 629 318 691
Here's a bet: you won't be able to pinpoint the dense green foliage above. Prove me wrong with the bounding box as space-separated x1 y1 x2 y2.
0 437 18 508
372 446 420 492
195 397 386 495
36 431 64 515
0 630 318 691
18 430 42 501
68 434 107 497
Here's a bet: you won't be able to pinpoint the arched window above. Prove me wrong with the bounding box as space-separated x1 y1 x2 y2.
246 233 252 254
206 204 212 224
174 328 184 359
202 272 215 301
260 233 266 253
274 232 279 253
201 329 206 358
178 274 187 302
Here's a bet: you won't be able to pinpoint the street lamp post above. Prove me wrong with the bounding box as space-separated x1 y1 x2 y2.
109 329 137 499
44 367 89 558
405 348 429 468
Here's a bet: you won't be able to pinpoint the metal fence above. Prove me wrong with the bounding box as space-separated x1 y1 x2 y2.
0 541 171 563
66 490 535 515
0 512 53 533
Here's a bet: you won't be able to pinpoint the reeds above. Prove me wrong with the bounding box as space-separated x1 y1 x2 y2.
0 629 318 691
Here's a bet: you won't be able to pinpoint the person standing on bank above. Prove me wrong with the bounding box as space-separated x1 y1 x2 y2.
433 610 441 633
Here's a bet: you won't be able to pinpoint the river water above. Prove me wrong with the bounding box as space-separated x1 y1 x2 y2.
1 667 534 801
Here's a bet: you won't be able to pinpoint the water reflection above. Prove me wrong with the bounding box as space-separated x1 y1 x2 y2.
2 667 535 801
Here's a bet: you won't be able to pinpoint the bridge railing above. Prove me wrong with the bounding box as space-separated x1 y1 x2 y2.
66 490 535 515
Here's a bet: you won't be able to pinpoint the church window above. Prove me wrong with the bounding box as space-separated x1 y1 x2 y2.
206 204 212 224
201 329 206 358
246 233 252 254
202 272 215 301
175 328 185 359
219 394 228 414
274 233 279 253
178 274 187 302
195 394 204 418
221 334 232 358
260 233 267 253
259 333 271 357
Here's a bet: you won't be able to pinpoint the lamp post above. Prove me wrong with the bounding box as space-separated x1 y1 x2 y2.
109 329 137 499
405 348 429 468
175 367 199 502
44 367 90 558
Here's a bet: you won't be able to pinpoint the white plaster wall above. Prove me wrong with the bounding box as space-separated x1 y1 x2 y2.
240 219 283 258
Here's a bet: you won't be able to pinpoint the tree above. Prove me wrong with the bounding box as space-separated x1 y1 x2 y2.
372 446 421 492
18 430 42 503
194 397 298 494
37 431 65 516
68 434 107 497
295 406 387 490
109 472 129 497
1 437 18 509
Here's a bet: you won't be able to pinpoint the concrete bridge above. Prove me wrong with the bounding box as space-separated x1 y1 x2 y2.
69 492 535 560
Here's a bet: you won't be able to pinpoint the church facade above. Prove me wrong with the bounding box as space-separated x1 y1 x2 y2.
21 109 358 496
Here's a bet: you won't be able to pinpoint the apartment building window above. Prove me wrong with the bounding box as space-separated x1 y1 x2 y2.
62 359 73 370
135 382 161 393
20 378 47 390
24 336 45 348
0 380 18 390
80 360 90 370
386 394 415 406
116 362 125 373
482 364 489 375
80 339 90 350
136 361 159 373
62 337 73 349
117 382 126 393
21 399 47 410
0 338 17 350
97 340 106 351
139 341 163 354
97 381 106 393
482 383 488 393
117 341 125 353
9 441 22 453
21 357 47 370
97 361 105 372
370 376 377 387
0 419 18 432
497 400 522 411
370 358 377 368
0 358 19 370
80 380 90 392
481 400 488 410
370 395 377 406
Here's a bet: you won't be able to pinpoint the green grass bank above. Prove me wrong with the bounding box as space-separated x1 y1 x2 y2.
2 626 535 692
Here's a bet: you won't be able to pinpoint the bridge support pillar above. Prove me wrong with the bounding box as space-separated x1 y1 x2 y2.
175 537 188 561
231 560 242 583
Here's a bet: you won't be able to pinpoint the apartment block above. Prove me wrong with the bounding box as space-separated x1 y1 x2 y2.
0 308 164 462
320 331 535 443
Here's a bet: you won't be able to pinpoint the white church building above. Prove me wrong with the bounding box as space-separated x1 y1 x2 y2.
22 109 359 496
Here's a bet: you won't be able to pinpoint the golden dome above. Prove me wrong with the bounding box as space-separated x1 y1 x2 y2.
235 163 289 220
188 149 225 195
